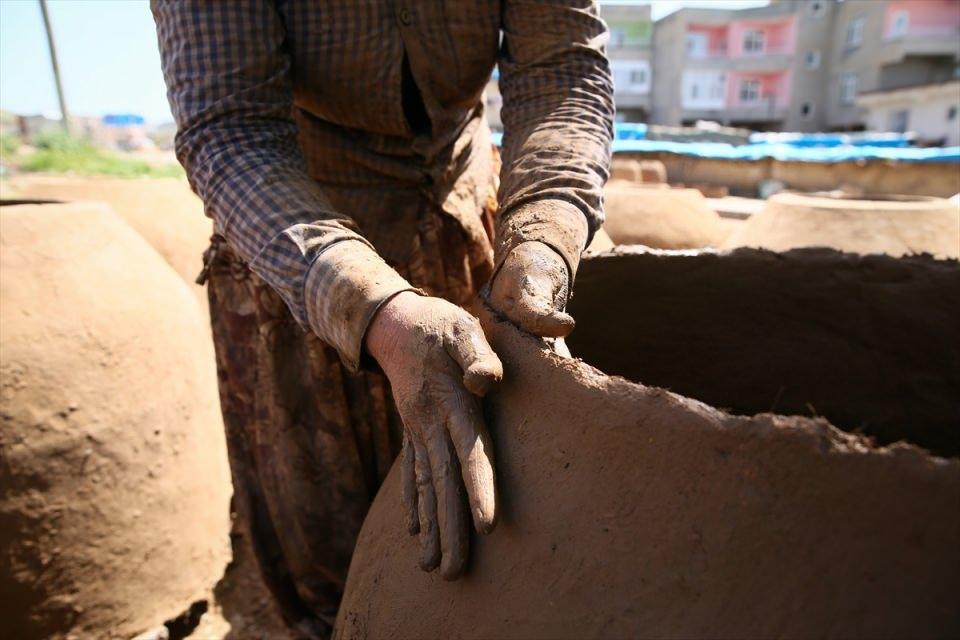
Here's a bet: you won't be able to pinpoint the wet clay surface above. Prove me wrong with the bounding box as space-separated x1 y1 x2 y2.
602 185 725 249
5 176 213 306
0 203 231 639
567 247 960 457
722 192 960 259
335 302 960 639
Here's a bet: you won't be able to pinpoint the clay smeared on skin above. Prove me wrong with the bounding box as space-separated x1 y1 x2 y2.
335 300 960 640
489 240 574 338
365 292 502 580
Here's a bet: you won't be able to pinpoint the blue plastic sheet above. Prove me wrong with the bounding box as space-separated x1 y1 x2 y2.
610 139 960 163
747 132 913 148
489 132 959 163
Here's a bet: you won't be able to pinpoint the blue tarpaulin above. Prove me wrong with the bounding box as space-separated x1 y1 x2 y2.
490 131 960 163
747 132 913 148
102 113 145 127
610 139 960 163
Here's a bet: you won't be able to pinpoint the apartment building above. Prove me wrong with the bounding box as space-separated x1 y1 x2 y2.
831 0 960 132
652 0 834 131
485 2 652 131
484 0 959 135
601 2 654 121
647 0 958 133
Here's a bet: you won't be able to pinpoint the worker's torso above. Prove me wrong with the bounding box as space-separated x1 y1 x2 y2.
277 1 501 268
280 0 500 142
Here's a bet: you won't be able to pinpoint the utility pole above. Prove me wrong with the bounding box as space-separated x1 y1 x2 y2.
39 0 70 135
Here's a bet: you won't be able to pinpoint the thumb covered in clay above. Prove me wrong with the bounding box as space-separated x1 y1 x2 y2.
489 240 575 338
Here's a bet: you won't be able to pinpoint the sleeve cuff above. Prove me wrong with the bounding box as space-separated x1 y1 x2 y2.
305 240 421 373
494 199 590 290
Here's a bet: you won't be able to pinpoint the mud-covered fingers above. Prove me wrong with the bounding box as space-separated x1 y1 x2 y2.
400 432 419 535
443 315 503 397
508 274 575 338
445 390 497 535
424 428 470 580
412 435 440 571
490 244 574 339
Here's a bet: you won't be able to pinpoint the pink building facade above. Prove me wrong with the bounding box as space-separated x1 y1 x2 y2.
651 0 959 132
728 16 799 57
726 71 794 109
684 16 798 114
883 0 960 39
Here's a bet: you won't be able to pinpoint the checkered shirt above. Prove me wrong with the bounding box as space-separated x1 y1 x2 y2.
153 0 614 370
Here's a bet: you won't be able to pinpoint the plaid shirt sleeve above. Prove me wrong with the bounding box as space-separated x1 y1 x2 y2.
152 0 415 371
497 0 615 286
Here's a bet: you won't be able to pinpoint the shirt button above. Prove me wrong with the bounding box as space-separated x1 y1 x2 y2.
399 7 412 25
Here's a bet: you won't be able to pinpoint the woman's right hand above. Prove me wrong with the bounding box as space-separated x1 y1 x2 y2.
365 291 503 580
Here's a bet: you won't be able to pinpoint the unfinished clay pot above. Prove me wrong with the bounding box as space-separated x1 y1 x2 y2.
609 158 667 184
335 302 960 639
8 176 212 298
567 247 960 457
723 191 960 258
0 202 231 639
602 184 725 249
584 227 615 253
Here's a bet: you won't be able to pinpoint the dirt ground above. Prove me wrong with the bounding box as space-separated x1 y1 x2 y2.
181 527 294 640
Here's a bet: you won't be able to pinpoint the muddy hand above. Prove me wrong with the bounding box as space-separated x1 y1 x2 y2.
366 291 502 580
489 240 574 338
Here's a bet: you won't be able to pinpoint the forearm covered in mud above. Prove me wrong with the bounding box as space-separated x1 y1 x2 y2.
153 0 415 370
496 0 616 284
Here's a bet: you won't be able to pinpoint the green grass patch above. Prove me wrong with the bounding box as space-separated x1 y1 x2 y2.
15 131 183 178
0 132 21 157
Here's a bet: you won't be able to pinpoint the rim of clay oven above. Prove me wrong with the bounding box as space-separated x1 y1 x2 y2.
772 191 952 211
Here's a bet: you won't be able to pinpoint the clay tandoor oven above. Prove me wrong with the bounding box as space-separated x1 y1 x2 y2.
567 247 960 458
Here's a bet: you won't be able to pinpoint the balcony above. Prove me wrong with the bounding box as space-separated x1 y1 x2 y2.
880 0 960 64
728 16 798 58
685 16 797 68
724 105 789 124
726 51 793 72
685 24 728 61
878 32 960 66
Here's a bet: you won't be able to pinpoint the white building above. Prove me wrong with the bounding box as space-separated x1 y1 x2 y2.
857 80 960 146
602 2 654 122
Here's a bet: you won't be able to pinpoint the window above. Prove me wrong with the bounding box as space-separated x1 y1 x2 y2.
610 28 626 48
840 73 858 105
801 102 815 119
739 79 761 103
805 50 821 69
682 70 726 109
889 109 909 133
743 29 765 54
611 60 650 94
710 74 726 100
846 16 865 49
686 32 708 57
889 10 909 38
810 1 824 17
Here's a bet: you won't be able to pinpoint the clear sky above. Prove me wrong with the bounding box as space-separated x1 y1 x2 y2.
0 0 768 125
